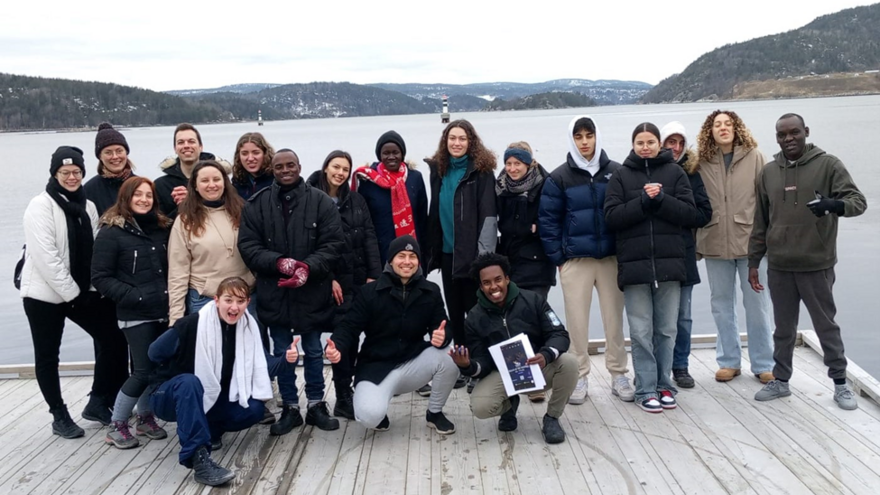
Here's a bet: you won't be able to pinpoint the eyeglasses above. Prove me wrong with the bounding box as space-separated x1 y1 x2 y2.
101 149 127 158
57 170 83 179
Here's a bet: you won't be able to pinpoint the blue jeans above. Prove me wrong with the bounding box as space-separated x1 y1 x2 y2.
672 284 694 369
704 258 774 374
624 282 680 402
269 328 325 404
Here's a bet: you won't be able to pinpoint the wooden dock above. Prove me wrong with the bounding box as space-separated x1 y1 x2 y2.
1 331 879 494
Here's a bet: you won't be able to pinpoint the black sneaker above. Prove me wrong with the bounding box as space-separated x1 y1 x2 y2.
453 376 468 389
191 446 235 486
467 378 479 394
426 410 455 435
211 435 223 451
542 414 565 444
672 368 695 388
416 384 432 397
498 396 519 432
270 405 303 436
333 390 355 420
50 405 85 439
373 416 390 431
306 402 340 431
82 394 111 426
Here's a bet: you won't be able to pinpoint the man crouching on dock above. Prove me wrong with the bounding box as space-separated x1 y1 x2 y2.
148 276 298 486
749 113 867 410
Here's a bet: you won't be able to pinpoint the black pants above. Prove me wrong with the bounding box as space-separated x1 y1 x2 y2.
330 292 359 394
119 322 165 399
523 285 551 301
768 267 847 381
441 253 479 347
23 294 129 410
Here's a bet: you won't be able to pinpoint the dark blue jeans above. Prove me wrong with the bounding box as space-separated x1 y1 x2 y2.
269 328 325 404
673 284 694 369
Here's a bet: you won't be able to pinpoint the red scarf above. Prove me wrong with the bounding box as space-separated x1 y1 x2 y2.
352 163 416 239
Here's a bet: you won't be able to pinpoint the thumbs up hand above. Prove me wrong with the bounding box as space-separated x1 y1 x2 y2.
285 336 300 363
325 337 341 364
431 320 447 348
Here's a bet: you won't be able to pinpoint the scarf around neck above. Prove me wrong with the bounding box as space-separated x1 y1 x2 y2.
496 166 543 196
45 178 93 293
352 163 416 239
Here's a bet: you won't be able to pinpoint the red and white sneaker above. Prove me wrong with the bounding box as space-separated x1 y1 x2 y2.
639 397 663 413
659 390 677 409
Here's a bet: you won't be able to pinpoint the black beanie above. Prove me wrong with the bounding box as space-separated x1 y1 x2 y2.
50 146 86 177
94 122 130 158
387 235 421 262
375 130 406 161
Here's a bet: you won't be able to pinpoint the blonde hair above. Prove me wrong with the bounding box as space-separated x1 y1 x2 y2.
506 141 538 167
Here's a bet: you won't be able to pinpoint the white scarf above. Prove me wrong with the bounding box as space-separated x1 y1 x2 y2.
194 301 272 411
567 114 604 176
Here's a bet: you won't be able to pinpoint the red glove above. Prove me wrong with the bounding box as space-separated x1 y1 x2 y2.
276 258 301 276
278 263 309 289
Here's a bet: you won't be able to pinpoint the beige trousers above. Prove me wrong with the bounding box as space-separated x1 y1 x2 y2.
559 256 627 379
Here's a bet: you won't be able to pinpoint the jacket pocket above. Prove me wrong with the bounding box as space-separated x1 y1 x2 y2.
695 214 721 256
732 211 755 256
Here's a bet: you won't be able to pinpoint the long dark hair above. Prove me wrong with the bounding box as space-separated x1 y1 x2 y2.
101 176 170 228
425 119 497 177
178 160 244 237
317 150 353 195
232 132 275 184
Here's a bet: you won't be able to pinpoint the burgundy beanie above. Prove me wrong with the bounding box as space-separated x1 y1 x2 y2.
94 123 130 158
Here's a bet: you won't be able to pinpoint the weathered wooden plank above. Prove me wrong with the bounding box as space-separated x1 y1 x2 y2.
405 392 441 495
791 344 880 422
470 393 521 495
361 393 413 495
325 418 368 495
799 331 880 405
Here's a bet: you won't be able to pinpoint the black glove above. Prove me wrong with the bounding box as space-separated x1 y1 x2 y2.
807 192 844 218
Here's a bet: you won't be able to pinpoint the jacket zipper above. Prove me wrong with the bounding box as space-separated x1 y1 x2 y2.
645 161 658 288
132 250 138 274
452 168 469 275
590 176 600 250
502 315 511 339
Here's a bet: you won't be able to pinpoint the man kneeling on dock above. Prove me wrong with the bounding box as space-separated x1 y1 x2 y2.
325 236 458 434
148 277 298 486
452 253 577 444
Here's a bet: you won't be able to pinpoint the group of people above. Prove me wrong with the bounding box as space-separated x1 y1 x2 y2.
17 110 865 486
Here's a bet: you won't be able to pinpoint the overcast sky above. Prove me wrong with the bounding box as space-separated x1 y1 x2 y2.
2 0 876 92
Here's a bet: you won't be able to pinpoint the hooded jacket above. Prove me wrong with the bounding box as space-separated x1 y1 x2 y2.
461 282 569 379
329 269 449 385
604 149 700 290
233 171 275 201
497 164 556 289
695 146 765 259
749 144 866 272
91 213 170 321
155 152 232 218
307 170 382 294
354 161 429 265
238 179 345 331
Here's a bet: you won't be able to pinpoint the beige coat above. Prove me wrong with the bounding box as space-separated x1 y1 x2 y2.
695 146 766 259
168 206 255 324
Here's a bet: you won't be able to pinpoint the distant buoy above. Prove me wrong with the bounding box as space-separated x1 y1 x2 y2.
258 109 264 126
440 95 450 124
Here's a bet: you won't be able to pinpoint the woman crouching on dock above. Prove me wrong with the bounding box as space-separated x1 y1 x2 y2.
91 177 172 448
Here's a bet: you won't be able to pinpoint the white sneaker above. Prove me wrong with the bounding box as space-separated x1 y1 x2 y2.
611 375 635 402
569 377 588 405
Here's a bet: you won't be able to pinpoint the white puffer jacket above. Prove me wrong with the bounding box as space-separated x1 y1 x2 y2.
19 191 100 304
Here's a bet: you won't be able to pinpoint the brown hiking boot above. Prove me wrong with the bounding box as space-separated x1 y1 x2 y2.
756 372 775 384
715 368 742 382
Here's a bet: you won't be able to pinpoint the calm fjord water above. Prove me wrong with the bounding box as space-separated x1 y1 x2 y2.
2 96 878 378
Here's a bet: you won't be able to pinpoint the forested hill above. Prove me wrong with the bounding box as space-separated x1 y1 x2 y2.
483 92 598 111
641 3 880 103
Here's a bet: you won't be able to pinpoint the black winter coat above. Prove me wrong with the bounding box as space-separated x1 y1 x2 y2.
496 166 556 289
155 152 219 219
426 159 497 278
604 149 700 290
238 179 345 331
233 171 275 201
91 215 170 321
330 270 449 385
84 174 137 216
677 152 713 286
307 171 382 294
462 284 569 379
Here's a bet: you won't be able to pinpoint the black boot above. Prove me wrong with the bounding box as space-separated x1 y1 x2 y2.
672 368 695 388
82 394 111 425
270 405 303 436
498 395 519 432
306 402 340 431
50 405 85 439
542 414 566 444
191 446 235 486
333 388 355 420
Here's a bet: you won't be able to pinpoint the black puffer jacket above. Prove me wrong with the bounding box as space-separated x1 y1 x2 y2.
238 179 345 331
330 270 449 385
604 149 700 290
91 213 170 321
155 152 228 218
678 151 713 286
307 171 382 294
496 166 556 289
84 173 137 215
462 283 569 379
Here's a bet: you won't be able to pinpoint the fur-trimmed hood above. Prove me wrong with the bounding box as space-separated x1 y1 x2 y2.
682 148 700 175
99 211 128 228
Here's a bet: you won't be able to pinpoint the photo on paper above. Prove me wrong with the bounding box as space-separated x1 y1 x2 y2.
501 341 536 391
488 333 546 396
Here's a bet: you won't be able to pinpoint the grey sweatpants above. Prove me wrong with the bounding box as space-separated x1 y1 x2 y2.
768 267 847 381
353 346 459 429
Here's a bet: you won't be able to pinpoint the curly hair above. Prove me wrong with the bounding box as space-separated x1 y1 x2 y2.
697 110 758 163
469 252 511 282
424 119 497 177
232 132 275 184
178 160 244 238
